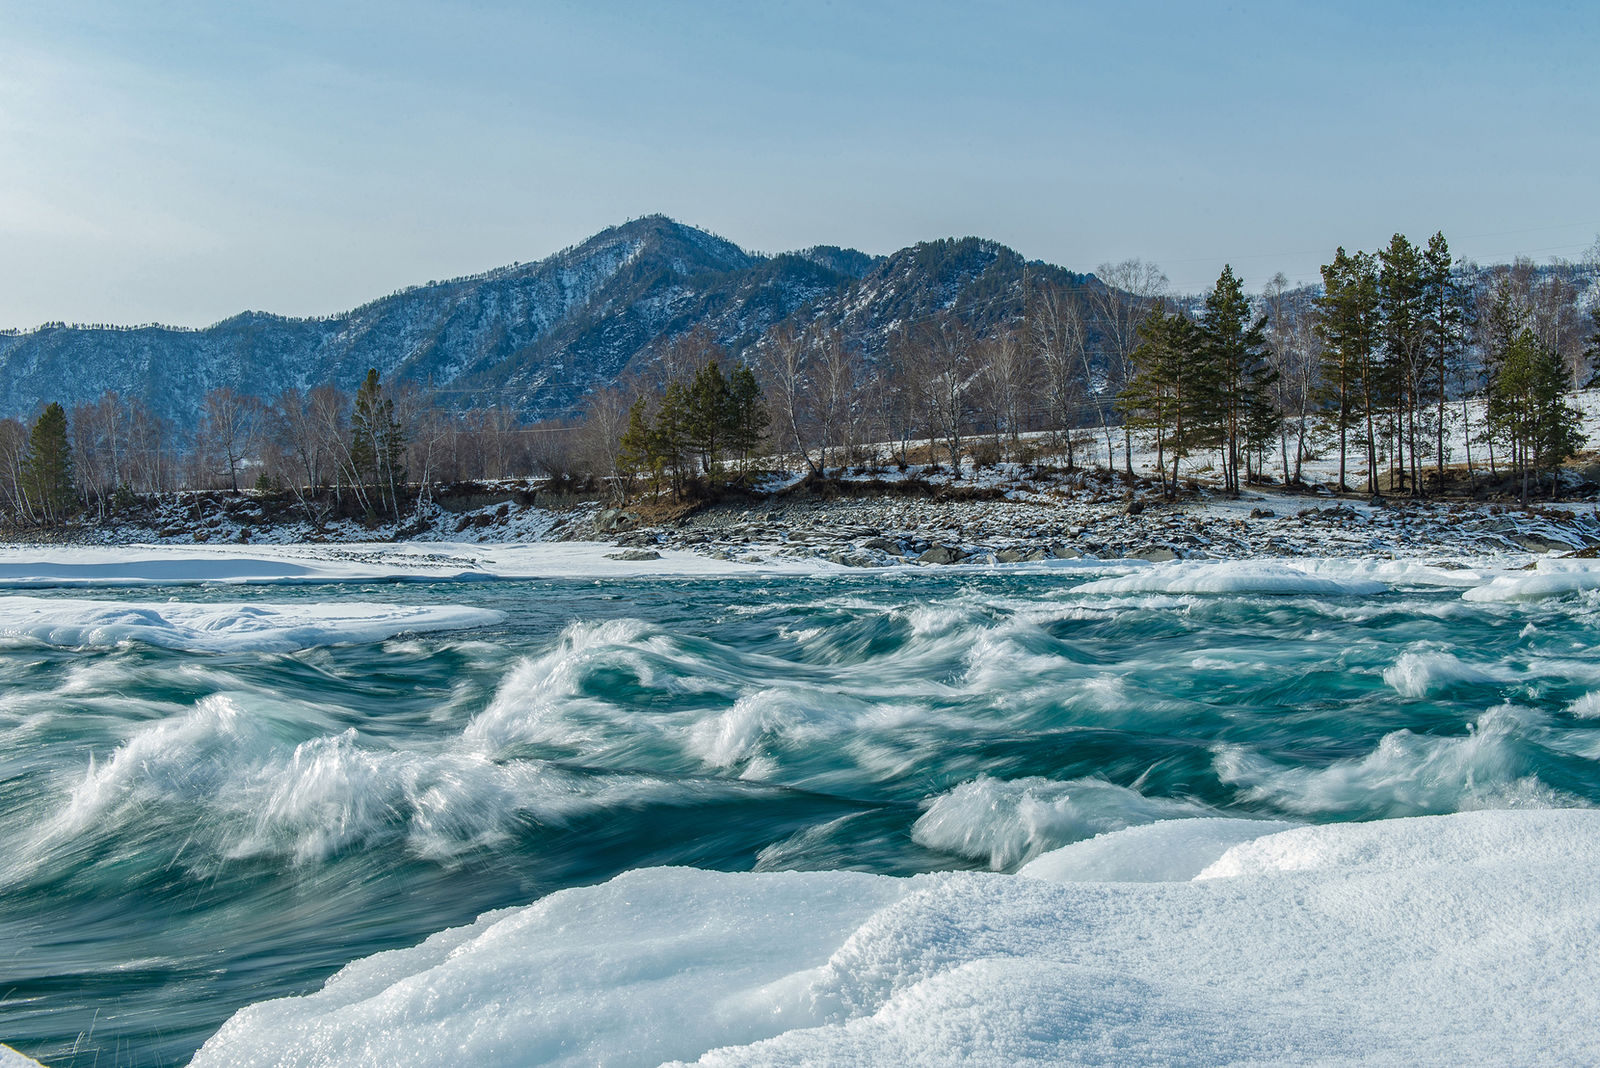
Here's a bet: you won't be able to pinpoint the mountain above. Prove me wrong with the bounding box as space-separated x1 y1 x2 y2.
0 216 1091 431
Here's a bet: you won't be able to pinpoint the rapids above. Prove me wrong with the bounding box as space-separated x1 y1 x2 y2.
3 560 1598 1064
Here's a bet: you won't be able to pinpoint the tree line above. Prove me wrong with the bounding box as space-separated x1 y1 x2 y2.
2 235 1596 526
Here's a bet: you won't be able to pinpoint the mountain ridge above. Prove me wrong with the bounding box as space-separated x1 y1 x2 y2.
0 215 1090 430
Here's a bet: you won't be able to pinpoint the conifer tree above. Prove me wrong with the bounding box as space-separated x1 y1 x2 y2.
653 380 692 497
1316 249 1381 492
617 397 656 498
1379 234 1428 494
1197 265 1274 495
1486 329 1586 502
724 363 769 475
349 368 406 521
22 402 77 525
1421 232 1464 484
1583 309 1600 389
1119 306 1203 496
685 360 732 479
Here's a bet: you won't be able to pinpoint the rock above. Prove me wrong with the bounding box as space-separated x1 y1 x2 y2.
596 509 638 533
860 536 900 553
996 548 1030 563
918 545 965 565
1124 498 1146 516
1513 534 1569 554
605 549 661 561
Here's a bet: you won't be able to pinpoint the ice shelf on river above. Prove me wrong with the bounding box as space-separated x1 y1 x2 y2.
193 810 1600 1066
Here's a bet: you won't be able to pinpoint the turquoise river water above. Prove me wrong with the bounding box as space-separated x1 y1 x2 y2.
2 565 1598 1065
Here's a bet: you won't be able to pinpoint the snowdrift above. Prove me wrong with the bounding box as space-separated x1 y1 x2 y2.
194 810 1600 1066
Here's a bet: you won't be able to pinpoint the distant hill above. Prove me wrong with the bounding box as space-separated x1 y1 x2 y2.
0 215 1095 430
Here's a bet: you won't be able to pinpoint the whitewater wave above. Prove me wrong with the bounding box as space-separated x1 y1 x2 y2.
18 693 714 875
1381 647 1508 697
1071 561 1388 597
0 595 502 653
911 775 1216 869
1212 705 1582 817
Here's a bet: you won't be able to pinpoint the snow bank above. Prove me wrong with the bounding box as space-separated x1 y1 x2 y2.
0 541 819 588
1461 557 1600 601
1018 817 1298 883
1073 560 1388 597
0 596 502 653
193 810 1600 1066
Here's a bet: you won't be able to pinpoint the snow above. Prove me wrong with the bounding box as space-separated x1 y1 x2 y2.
192 810 1600 1066
0 596 503 653
0 1047 43 1068
0 541 825 588
1461 557 1600 601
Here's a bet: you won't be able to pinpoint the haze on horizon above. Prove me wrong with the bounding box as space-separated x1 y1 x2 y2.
1 0 1596 330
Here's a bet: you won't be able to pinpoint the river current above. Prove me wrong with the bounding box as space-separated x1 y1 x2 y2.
3 563 1598 1065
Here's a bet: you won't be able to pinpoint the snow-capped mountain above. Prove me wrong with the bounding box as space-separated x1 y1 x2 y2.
0 216 1091 429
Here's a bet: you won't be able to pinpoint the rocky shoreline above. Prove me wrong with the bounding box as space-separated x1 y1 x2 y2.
577 488 1600 568
9 473 1600 567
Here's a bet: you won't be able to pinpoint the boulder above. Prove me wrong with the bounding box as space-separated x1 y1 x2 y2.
918 545 966 565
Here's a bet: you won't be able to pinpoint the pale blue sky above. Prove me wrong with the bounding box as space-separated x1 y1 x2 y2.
1 0 1595 327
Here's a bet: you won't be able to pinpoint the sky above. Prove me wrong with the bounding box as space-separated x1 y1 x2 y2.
1 0 1596 328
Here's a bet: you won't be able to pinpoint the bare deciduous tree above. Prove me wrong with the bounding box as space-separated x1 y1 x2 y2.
1089 259 1168 475
1030 282 1088 468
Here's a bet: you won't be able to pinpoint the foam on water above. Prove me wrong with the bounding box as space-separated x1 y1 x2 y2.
1382 647 1507 697
12 689 728 879
1213 705 1580 817
0 595 502 653
1072 560 1388 597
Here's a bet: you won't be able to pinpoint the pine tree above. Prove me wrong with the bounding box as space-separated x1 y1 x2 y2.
1379 234 1428 494
1583 308 1600 389
1421 232 1464 484
1316 249 1381 492
724 363 769 476
22 402 77 525
1197 265 1274 495
1119 306 1204 496
349 368 406 521
1486 329 1585 502
617 397 655 498
684 360 732 479
652 380 692 498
